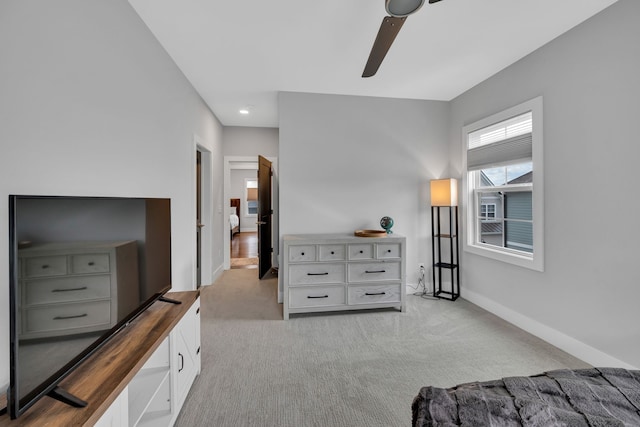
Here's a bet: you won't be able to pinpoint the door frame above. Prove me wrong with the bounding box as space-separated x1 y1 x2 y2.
223 155 278 271
194 136 213 287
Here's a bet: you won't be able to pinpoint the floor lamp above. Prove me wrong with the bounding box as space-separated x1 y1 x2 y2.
430 178 460 301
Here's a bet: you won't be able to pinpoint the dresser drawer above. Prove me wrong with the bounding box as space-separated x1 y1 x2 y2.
348 284 402 305
23 300 111 335
24 275 111 305
377 243 401 259
71 253 111 274
348 244 374 260
348 262 401 283
318 244 345 261
288 245 316 262
289 263 345 285
289 285 345 308
24 256 67 278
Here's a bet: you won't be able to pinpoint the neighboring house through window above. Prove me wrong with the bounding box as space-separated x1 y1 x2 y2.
462 97 544 271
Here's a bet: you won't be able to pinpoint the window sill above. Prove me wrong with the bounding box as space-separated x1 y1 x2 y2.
464 242 543 272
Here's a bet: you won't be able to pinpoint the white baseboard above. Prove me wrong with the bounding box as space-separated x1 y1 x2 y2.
463 289 637 370
201 264 224 287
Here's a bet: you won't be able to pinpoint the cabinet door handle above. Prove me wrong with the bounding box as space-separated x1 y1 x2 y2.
196 307 200 315
307 272 329 276
196 346 201 355
365 292 386 296
88 261 95 266
365 270 386 274
41 264 49 269
53 313 88 320
178 352 184 372
52 286 88 292
307 295 329 299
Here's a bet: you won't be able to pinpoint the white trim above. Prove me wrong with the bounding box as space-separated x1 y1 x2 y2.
193 135 213 287
462 96 544 272
463 289 638 369
206 263 224 286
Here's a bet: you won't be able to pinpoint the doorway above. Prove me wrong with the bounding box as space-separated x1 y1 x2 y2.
223 156 278 273
195 139 213 288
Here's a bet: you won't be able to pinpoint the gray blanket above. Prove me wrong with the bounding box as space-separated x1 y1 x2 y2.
412 368 640 426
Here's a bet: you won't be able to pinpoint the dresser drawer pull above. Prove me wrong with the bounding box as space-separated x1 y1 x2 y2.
301 252 305 256
387 249 392 253
307 272 329 276
41 264 50 269
88 262 95 266
365 292 386 296
53 313 88 320
365 270 386 274
52 286 88 293
307 295 329 299
331 251 335 254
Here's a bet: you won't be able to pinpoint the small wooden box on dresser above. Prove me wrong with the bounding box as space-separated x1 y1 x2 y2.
283 234 406 320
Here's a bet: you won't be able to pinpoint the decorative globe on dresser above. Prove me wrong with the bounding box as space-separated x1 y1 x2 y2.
380 216 394 234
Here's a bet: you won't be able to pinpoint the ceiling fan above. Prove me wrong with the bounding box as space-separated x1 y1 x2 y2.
362 0 443 78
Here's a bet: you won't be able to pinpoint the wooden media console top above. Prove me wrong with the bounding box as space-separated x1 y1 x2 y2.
0 290 199 427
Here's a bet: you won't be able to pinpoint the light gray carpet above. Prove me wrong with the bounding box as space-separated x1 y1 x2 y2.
176 269 589 426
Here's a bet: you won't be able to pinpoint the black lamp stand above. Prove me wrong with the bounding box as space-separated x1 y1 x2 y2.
431 205 460 301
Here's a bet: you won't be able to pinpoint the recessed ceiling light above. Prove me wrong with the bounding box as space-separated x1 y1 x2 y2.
239 108 250 115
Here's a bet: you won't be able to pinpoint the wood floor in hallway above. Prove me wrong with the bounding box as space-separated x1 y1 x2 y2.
230 231 258 268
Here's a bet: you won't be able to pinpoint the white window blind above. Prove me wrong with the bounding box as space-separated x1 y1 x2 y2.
467 112 532 171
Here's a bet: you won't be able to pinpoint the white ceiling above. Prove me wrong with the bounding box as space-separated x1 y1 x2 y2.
128 0 618 128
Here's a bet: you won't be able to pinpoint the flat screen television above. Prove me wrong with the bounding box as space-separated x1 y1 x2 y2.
6 195 172 419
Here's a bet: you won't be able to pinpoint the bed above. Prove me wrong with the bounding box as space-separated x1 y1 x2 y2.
412 368 640 426
230 198 240 239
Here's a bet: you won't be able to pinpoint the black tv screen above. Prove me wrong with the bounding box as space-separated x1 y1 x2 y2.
7 195 172 419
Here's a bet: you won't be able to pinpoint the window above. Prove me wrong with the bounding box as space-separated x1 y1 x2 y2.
480 203 496 219
245 178 258 216
462 97 543 271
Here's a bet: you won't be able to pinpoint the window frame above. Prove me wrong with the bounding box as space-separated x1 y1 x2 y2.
245 178 258 217
462 97 544 271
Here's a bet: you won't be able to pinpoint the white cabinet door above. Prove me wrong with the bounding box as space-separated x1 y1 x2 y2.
171 298 201 416
94 387 128 427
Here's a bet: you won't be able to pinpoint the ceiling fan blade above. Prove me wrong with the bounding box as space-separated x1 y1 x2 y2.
428 0 443 3
362 16 406 78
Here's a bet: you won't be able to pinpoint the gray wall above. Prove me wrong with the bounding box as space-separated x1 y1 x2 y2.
223 126 279 157
279 92 451 293
449 0 639 368
0 0 224 388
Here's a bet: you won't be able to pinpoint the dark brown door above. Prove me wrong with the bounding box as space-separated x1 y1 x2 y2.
257 155 272 279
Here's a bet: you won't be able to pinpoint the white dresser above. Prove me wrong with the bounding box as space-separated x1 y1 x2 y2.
282 233 406 320
17 241 140 339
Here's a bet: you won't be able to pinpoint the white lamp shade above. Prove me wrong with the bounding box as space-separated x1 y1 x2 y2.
430 178 458 207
